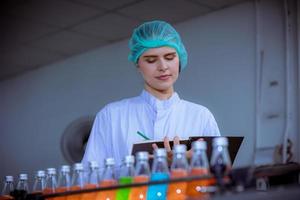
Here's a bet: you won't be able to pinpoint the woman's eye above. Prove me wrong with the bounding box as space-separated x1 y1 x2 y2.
165 54 176 60
146 59 156 63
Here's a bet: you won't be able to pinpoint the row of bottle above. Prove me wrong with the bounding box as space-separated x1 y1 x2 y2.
1 137 231 200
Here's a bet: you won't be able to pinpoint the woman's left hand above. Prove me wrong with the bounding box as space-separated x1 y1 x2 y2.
152 136 192 165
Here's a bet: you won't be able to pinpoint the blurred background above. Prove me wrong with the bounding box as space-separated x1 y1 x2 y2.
0 0 299 187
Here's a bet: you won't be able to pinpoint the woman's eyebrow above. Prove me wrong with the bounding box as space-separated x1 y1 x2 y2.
143 52 177 58
142 55 158 58
164 52 177 56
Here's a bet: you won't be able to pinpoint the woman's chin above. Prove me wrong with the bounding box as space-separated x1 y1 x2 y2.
154 86 173 93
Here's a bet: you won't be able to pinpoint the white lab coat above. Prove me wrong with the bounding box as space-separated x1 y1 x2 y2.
82 90 220 169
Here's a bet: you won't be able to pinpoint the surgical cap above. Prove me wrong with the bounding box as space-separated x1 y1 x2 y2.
128 20 188 71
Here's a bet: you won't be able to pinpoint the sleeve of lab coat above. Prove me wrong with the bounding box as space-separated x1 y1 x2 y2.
81 106 110 169
203 109 221 136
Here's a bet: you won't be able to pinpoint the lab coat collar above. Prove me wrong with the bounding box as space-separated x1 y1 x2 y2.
140 89 180 111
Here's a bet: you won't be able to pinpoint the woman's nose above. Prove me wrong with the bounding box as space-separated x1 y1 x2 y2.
157 59 168 71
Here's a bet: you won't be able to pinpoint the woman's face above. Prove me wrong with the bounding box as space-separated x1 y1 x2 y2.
137 46 179 95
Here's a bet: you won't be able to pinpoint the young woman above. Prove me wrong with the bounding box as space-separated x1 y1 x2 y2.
82 20 220 169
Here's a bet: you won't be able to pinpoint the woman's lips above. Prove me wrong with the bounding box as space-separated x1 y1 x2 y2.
156 74 171 80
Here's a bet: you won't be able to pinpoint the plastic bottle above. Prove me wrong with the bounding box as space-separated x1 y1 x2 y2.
17 174 29 191
116 155 135 200
147 148 169 200
56 165 71 200
81 161 100 200
129 151 150 200
167 144 189 200
210 137 232 191
32 170 46 193
1 176 14 199
15 173 29 200
67 163 84 200
96 158 117 200
186 140 211 199
44 168 58 194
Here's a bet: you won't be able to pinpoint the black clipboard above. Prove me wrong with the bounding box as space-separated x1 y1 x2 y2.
131 136 244 164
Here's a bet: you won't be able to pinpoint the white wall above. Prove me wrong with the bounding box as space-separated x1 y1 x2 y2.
0 0 298 187
176 1 256 167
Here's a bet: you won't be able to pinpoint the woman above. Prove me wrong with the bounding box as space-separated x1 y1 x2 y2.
82 20 220 169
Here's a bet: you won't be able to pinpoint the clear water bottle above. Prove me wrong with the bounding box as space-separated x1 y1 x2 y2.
101 158 117 182
117 155 135 200
70 163 85 189
1 175 14 199
147 148 169 200
187 140 211 198
119 155 135 178
87 161 100 186
167 144 189 200
17 174 29 191
129 151 150 200
210 137 231 190
190 141 210 170
32 170 46 193
97 158 117 200
135 151 151 177
152 148 169 174
57 165 71 193
44 168 57 194
170 144 189 170
68 163 85 200
16 174 29 200
81 161 100 200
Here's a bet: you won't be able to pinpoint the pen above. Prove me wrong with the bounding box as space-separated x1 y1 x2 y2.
137 131 150 140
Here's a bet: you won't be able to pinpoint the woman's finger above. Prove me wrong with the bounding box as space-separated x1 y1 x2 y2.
163 136 172 152
173 136 180 145
186 149 193 159
150 144 157 160
152 143 158 150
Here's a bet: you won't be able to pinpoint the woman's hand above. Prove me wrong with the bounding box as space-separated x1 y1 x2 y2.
152 136 180 165
149 136 204 167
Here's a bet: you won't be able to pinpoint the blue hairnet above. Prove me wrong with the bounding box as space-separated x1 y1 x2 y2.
128 20 188 71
